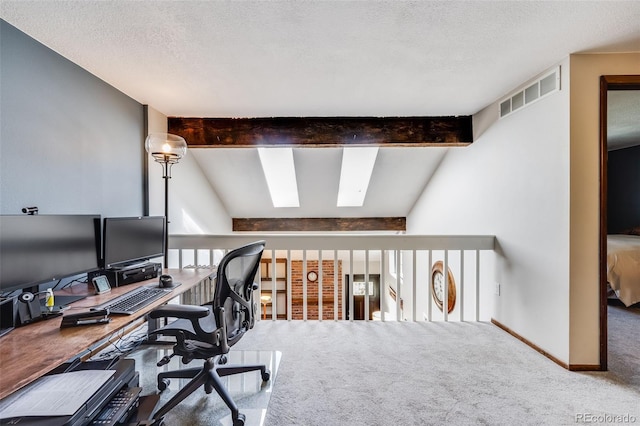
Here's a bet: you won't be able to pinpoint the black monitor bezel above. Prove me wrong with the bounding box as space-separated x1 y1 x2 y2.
102 216 165 269
0 214 101 294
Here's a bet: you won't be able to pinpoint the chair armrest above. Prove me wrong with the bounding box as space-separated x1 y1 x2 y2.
148 304 210 320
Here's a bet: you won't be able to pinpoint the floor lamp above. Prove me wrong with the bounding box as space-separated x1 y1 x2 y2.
145 133 187 268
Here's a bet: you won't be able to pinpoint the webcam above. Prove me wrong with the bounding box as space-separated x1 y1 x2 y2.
21 206 39 215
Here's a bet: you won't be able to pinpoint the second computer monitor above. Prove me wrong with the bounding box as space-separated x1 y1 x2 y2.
103 216 165 269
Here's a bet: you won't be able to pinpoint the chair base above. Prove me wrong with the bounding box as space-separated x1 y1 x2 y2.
152 357 270 426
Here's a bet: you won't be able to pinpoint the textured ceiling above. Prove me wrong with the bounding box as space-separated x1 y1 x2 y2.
2 1 639 118
1 1 639 220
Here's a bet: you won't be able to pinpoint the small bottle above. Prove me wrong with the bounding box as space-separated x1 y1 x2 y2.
45 288 55 312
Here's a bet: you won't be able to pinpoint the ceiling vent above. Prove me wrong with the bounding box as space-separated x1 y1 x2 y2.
499 66 560 119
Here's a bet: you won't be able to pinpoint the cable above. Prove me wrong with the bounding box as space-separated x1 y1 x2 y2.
51 279 64 291
60 277 88 290
88 324 150 361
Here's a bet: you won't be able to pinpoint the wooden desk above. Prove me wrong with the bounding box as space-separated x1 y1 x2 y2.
0 268 214 401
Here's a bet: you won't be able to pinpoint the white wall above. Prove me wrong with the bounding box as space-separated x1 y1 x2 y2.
408 59 571 363
146 107 232 234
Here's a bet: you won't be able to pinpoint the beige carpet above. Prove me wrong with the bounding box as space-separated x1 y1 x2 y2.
126 304 639 425
235 307 640 426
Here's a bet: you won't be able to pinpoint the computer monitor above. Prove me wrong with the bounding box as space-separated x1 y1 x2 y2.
0 215 101 294
102 216 165 269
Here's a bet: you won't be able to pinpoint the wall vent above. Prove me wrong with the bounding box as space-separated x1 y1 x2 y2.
499 66 561 119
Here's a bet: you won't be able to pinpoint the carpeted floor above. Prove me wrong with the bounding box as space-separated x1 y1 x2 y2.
128 304 639 425
233 304 640 426
606 302 640 390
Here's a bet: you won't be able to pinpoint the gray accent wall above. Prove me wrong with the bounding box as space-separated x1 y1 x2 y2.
0 20 144 217
608 145 640 233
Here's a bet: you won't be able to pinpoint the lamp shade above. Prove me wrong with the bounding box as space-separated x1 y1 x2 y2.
145 133 187 163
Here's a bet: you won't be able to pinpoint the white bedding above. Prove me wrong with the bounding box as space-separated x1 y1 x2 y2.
607 234 640 307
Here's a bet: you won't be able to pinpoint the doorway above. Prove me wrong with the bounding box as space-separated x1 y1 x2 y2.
344 274 381 320
599 75 640 370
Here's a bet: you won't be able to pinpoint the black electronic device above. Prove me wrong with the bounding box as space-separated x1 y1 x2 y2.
102 216 165 269
16 291 43 325
90 286 171 315
0 358 138 426
158 274 174 288
60 309 111 328
89 262 162 288
92 275 112 294
89 386 141 425
0 215 100 294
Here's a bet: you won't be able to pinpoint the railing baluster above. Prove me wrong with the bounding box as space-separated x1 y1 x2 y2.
475 249 480 322
287 250 292 322
443 250 449 322
364 250 370 322
348 250 354 321
381 250 386 322
412 250 417 322
334 250 338 322
460 250 465 322
427 250 433 322
396 249 401 322
318 250 323 322
271 251 276 321
303 250 308 321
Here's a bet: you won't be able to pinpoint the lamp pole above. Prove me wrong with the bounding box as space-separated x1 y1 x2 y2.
163 155 171 268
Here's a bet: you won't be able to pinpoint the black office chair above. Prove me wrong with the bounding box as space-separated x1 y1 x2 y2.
147 240 270 426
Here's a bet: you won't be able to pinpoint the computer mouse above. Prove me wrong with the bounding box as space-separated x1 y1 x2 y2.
159 274 174 288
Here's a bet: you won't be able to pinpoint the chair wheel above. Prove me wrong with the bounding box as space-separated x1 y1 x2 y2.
233 412 246 426
261 369 271 382
158 378 170 391
219 355 228 365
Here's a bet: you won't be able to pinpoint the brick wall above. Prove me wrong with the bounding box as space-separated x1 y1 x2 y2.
290 260 343 320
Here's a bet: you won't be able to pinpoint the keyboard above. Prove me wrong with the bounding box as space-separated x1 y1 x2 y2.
92 286 172 315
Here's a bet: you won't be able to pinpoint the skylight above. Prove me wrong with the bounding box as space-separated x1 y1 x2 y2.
337 147 379 207
258 147 300 208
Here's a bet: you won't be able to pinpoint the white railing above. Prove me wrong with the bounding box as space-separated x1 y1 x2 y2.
169 235 495 323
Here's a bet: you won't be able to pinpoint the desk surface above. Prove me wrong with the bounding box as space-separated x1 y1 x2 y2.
0 268 214 401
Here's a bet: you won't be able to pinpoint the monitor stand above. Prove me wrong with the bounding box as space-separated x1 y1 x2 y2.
0 298 16 337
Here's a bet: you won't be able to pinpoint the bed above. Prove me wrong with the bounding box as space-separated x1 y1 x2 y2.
607 234 640 307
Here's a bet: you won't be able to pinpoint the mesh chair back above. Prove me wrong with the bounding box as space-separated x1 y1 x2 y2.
213 240 265 347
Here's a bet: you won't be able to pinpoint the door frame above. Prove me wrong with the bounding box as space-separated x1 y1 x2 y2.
599 75 640 370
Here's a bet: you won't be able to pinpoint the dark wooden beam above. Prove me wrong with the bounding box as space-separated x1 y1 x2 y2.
232 217 406 232
168 116 472 147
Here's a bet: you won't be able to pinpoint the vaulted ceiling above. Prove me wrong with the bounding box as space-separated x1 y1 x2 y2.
2 1 639 224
